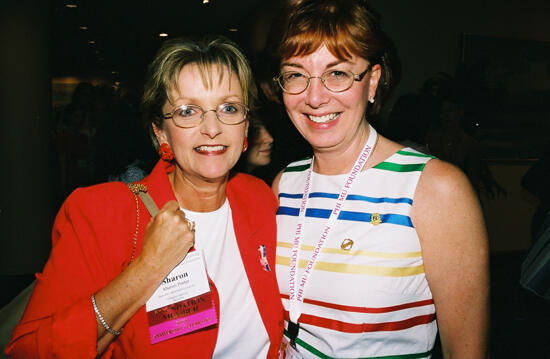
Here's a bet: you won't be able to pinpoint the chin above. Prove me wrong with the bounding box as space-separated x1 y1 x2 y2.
201 173 230 182
196 166 232 181
250 162 269 169
303 132 342 149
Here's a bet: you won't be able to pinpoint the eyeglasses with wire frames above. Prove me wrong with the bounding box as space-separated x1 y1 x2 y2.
162 102 249 128
273 64 373 95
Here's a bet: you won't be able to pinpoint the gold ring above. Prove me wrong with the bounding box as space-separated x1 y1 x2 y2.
185 218 195 232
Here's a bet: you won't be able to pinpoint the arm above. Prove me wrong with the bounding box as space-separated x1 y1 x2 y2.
6 189 194 358
411 159 489 359
94 199 194 353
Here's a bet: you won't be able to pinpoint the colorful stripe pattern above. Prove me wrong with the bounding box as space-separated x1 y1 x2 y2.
276 148 437 358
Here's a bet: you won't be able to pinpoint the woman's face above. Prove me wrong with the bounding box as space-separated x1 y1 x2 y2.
247 124 273 168
281 45 380 153
154 64 248 183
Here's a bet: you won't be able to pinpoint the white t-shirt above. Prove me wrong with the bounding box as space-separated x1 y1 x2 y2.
182 200 270 358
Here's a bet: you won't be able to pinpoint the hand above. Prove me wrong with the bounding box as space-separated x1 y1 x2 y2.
138 200 195 274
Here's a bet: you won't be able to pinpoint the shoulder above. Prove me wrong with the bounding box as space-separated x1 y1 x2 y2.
67 181 132 204
52 182 138 259
271 157 313 199
281 157 313 174
229 172 270 192
411 158 485 245
60 182 135 221
271 170 284 198
415 158 471 204
367 136 432 174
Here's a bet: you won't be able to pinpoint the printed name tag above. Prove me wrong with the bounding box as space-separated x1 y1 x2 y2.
146 250 217 344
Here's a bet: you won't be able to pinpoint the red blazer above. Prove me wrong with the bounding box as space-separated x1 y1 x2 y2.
6 161 283 358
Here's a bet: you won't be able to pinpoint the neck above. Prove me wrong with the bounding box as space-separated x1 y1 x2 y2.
313 123 371 175
169 168 228 212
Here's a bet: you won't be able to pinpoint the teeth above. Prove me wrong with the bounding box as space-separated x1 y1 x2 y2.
195 145 226 151
308 113 339 123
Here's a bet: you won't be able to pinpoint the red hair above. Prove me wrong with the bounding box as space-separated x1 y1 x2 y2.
277 0 372 61
268 0 400 115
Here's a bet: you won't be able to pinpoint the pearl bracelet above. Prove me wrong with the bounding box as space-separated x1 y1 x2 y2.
91 294 123 336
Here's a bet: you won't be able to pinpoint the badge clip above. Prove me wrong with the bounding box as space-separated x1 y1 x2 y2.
288 321 300 349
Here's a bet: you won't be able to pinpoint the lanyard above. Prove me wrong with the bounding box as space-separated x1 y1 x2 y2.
288 125 378 325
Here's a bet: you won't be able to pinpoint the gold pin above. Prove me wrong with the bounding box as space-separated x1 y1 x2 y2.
371 213 382 225
341 238 354 250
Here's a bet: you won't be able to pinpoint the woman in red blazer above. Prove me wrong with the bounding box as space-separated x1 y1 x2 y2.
6 36 283 358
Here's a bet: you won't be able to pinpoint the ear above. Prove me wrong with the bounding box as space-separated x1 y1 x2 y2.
368 64 382 101
244 119 249 137
152 123 169 145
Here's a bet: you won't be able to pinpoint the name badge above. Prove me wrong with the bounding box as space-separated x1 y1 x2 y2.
146 250 217 344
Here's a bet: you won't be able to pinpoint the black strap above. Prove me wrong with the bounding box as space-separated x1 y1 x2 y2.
288 321 300 349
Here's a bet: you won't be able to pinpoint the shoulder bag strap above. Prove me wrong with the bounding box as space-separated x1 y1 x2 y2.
126 183 159 263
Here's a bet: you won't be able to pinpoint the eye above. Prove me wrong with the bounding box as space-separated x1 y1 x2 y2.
219 103 242 115
174 105 198 118
326 70 350 79
282 71 306 82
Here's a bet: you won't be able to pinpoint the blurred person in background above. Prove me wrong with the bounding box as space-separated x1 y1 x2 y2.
234 105 276 183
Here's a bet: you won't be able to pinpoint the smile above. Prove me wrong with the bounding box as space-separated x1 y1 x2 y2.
308 112 340 123
194 145 227 153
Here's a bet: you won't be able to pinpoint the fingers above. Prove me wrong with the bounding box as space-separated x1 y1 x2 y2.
143 200 196 260
162 201 195 233
161 200 180 213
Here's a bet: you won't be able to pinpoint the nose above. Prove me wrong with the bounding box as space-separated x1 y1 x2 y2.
258 126 273 144
200 110 222 138
305 76 330 108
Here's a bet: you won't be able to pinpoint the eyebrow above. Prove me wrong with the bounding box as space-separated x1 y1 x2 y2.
281 59 353 71
165 94 243 114
169 87 242 103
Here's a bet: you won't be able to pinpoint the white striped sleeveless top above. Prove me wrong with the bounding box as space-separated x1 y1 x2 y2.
276 148 437 359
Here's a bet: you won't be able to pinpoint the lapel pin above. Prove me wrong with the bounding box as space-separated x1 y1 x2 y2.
341 238 354 250
258 244 271 271
371 213 382 225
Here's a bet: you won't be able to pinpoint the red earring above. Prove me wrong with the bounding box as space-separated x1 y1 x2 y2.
243 136 248 152
159 143 174 161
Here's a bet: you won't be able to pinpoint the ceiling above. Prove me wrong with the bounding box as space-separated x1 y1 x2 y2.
52 0 268 84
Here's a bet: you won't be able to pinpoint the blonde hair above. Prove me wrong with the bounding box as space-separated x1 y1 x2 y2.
142 36 257 149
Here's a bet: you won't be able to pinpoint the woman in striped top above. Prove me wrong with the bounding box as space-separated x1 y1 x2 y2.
266 1 489 358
